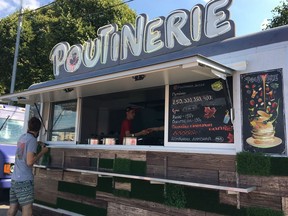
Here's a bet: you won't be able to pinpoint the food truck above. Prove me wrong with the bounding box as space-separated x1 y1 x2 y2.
0 0 288 215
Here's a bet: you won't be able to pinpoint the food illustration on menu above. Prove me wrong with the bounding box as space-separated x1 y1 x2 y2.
245 73 282 148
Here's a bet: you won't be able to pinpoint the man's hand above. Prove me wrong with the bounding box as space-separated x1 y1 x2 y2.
37 141 49 154
140 129 150 136
41 145 49 154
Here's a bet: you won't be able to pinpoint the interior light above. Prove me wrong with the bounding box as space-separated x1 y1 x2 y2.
132 75 146 81
63 88 74 93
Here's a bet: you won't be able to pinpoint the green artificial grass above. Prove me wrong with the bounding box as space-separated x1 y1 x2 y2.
164 184 186 208
237 152 271 176
184 187 245 215
113 158 131 174
97 177 113 193
245 207 284 216
270 157 288 176
237 152 288 176
57 198 107 216
130 160 146 176
131 179 164 203
99 158 114 169
58 181 96 198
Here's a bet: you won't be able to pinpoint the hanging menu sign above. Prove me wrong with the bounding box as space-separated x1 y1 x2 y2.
168 78 234 143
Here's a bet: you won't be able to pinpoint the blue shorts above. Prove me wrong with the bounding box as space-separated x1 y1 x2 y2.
10 180 34 206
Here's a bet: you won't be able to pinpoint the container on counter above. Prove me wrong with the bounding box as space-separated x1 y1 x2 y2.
103 138 116 145
88 138 99 145
123 137 137 145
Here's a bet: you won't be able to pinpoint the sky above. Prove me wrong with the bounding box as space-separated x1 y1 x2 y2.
0 0 283 37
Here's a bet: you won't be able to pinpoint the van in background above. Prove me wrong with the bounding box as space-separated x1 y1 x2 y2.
0 104 25 191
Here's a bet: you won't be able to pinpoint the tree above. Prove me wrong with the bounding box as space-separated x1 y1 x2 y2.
0 0 136 94
266 0 288 29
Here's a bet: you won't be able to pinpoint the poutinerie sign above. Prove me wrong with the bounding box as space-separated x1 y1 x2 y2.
50 0 235 79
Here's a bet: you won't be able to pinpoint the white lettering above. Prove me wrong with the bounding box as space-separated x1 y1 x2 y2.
190 5 203 41
49 42 69 76
82 39 101 67
111 33 120 61
121 15 146 60
50 0 234 77
205 0 233 38
165 10 191 48
144 17 164 53
98 24 117 64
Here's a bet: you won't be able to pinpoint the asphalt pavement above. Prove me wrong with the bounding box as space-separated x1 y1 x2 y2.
0 190 21 216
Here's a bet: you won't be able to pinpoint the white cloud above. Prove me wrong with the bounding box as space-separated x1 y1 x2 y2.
23 0 41 10
0 0 44 18
0 1 8 8
10 0 40 9
0 0 17 18
261 18 270 30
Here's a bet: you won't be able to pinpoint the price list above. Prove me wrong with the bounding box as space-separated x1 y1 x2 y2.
168 78 234 143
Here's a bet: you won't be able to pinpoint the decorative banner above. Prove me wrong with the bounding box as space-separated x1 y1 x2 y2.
241 69 286 154
169 78 234 143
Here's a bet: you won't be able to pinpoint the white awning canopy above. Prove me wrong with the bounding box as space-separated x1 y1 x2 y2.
0 55 234 104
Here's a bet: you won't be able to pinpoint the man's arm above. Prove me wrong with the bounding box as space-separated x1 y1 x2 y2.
26 146 49 167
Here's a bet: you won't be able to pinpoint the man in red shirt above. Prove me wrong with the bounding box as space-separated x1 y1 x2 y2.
119 107 149 144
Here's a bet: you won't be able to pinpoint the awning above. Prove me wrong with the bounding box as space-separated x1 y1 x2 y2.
0 55 234 104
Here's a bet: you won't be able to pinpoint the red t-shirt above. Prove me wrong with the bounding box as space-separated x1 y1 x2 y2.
120 119 132 144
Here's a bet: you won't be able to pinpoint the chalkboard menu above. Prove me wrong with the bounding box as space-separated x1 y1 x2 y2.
169 78 234 143
241 69 285 154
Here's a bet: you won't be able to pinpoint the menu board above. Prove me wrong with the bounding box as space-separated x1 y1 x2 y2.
169 78 234 143
241 69 285 154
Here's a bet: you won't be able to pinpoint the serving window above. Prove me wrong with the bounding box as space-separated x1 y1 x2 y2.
49 100 77 142
80 87 165 145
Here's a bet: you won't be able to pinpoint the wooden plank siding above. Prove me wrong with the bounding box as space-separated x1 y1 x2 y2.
97 192 224 216
146 152 236 171
33 148 288 215
282 197 288 216
146 152 236 184
62 171 98 186
34 176 58 205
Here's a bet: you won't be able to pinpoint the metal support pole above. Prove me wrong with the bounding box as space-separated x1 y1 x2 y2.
10 0 24 94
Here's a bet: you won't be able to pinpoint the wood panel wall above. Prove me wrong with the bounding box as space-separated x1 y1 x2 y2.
33 148 288 215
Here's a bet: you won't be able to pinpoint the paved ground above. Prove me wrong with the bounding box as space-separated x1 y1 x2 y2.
0 190 21 216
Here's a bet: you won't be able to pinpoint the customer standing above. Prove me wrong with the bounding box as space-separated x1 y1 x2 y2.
7 117 48 216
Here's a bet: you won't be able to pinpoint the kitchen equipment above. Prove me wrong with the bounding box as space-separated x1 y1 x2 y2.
103 138 116 145
123 137 137 145
88 138 99 145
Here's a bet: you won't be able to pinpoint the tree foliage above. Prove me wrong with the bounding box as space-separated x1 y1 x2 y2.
0 0 136 94
266 0 288 29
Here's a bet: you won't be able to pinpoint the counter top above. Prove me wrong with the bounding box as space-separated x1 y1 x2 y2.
43 143 236 155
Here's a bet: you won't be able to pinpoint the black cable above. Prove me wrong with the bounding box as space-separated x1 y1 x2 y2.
34 103 47 133
0 115 10 131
